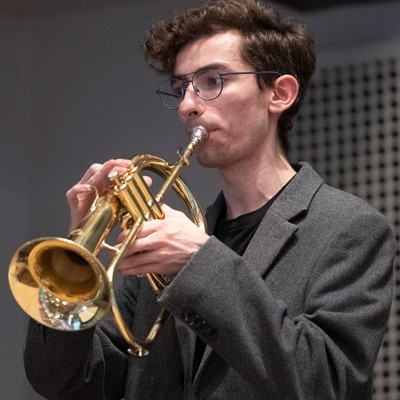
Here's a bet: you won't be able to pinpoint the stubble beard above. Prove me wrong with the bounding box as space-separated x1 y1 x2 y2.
195 143 236 170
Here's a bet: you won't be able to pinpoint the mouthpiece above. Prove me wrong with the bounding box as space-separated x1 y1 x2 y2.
191 126 208 145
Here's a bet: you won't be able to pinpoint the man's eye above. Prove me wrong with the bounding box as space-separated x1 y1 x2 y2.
206 77 220 87
195 70 222 89
171 81 184 96
201 72 222 88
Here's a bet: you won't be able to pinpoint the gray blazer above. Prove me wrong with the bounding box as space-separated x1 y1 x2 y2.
24 162 395 400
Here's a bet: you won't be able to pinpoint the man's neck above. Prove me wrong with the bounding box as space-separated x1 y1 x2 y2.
219 154 296 220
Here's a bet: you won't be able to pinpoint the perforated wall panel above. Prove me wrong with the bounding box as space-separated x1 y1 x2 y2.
290 58 400 399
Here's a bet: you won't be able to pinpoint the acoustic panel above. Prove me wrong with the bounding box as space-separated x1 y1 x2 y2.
291 57 400 399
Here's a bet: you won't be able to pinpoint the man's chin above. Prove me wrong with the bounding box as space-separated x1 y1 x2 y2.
196 155 220 169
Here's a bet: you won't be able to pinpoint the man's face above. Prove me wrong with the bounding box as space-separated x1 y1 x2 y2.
174 30 274 171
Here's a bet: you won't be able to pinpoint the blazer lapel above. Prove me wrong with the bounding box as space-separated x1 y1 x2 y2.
244 162 323 277
244 211 298 277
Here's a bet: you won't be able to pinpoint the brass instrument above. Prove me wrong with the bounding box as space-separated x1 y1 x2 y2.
8 126 208 357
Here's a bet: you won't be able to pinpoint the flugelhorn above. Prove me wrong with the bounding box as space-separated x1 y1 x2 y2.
8 126 208 357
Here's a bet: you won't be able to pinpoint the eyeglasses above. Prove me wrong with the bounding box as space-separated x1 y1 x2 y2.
156 68 281 110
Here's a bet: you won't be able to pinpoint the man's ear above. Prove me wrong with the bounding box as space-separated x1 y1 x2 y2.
268 74 299 114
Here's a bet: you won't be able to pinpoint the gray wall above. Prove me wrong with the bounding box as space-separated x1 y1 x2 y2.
1 1 400 398
1 2 219 399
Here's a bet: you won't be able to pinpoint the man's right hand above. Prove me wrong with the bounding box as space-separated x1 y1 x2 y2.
66 159 132 230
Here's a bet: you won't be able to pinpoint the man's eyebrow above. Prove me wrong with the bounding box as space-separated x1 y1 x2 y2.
173 63 231 79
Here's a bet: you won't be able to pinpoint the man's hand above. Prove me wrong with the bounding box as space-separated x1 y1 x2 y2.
66 159 132 230
118 204 209 276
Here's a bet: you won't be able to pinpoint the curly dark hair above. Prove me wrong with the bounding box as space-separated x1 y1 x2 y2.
143 0 316 154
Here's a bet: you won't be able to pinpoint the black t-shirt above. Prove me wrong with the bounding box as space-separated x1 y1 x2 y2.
213 199 273 256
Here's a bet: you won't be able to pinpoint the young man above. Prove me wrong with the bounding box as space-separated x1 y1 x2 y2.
24 1 395 399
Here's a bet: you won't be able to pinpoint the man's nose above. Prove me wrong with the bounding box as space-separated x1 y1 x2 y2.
178 85 205 118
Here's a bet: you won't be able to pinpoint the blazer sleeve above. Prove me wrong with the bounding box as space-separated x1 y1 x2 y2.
23 275 141 400
158 204 395 399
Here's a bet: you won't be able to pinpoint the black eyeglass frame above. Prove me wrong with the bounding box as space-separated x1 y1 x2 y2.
156 69 282 110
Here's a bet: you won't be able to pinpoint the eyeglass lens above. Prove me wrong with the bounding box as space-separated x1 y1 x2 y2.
158 69 224 110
